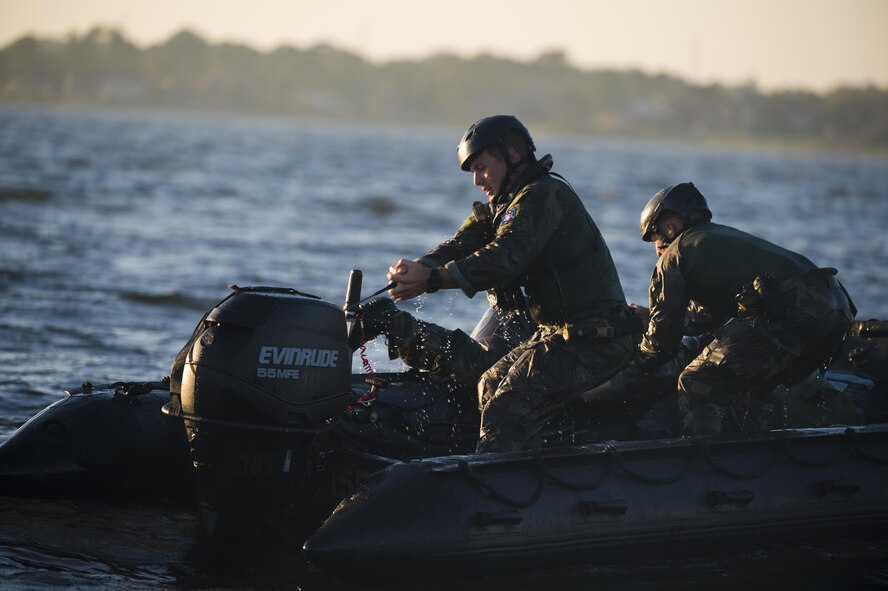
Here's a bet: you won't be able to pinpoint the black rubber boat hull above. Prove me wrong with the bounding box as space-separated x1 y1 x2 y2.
0 381 195 505
303 425 888 582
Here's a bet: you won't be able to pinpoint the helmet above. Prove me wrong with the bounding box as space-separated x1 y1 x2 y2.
457 115 535 171
639 182 712 242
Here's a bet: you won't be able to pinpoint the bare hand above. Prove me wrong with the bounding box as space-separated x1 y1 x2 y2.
386 259 431 301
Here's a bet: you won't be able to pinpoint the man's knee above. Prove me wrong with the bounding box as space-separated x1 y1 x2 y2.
394 325 495 382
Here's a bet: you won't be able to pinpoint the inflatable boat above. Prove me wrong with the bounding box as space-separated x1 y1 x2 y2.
304 424 888 581
0 276 886 582
0 379 194 504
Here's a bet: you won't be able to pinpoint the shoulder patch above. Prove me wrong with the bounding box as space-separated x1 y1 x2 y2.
499 205 518 227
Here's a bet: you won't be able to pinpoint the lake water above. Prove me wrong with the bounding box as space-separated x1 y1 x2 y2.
1 106 887 589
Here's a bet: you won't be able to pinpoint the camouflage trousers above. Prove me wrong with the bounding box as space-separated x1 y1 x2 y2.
384 311 635 453
476 324 636 453
382 305 532 385
678 272 853 435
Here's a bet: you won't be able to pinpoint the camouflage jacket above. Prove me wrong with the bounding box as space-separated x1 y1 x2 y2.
640 222 816 364
420 155 627 327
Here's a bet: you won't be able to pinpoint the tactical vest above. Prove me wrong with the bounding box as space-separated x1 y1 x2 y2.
488 170 628 326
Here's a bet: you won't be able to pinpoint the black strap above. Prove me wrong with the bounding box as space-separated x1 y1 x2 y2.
546 254 570 324
472 201 489 222
608 314 645 337
838 280 858 318
568 313 644 339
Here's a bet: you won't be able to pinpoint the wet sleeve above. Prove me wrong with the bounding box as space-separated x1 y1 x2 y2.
640 251 691 364
450 183 561 297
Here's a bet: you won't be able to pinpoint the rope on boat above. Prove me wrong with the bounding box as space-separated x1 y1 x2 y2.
458 458 546 508
846 427 888 466
457 428 888 507
779 431 851 467
537 452 615 491
612 446 698 485
698 440 781 480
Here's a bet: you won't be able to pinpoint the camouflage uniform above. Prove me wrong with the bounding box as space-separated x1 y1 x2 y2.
605 301 721 406
387 155 636 452
379 310 516 385
638 222 855 435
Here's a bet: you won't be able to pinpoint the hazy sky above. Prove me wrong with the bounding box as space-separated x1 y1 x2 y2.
1 0 886 91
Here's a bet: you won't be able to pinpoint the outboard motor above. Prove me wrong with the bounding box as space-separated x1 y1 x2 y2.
166 285 352 538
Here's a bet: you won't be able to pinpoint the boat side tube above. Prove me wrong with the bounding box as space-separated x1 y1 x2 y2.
304 425 888 581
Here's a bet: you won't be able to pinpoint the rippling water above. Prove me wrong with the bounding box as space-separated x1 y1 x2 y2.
1 106 887 589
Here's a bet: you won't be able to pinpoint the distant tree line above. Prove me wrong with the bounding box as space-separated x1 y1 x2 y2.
1 27 886 150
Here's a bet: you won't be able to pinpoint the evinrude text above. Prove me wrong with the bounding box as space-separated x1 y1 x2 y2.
257 346 340 380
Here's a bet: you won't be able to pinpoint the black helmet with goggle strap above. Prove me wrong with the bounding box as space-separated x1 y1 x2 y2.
640 182 712 242
457 115 535 171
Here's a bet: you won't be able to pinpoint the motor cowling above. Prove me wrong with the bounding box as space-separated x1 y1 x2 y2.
178 286 351 428
167 285 353 538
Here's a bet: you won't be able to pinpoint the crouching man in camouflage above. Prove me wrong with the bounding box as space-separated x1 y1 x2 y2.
634 182 855 435
359 115 638 453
